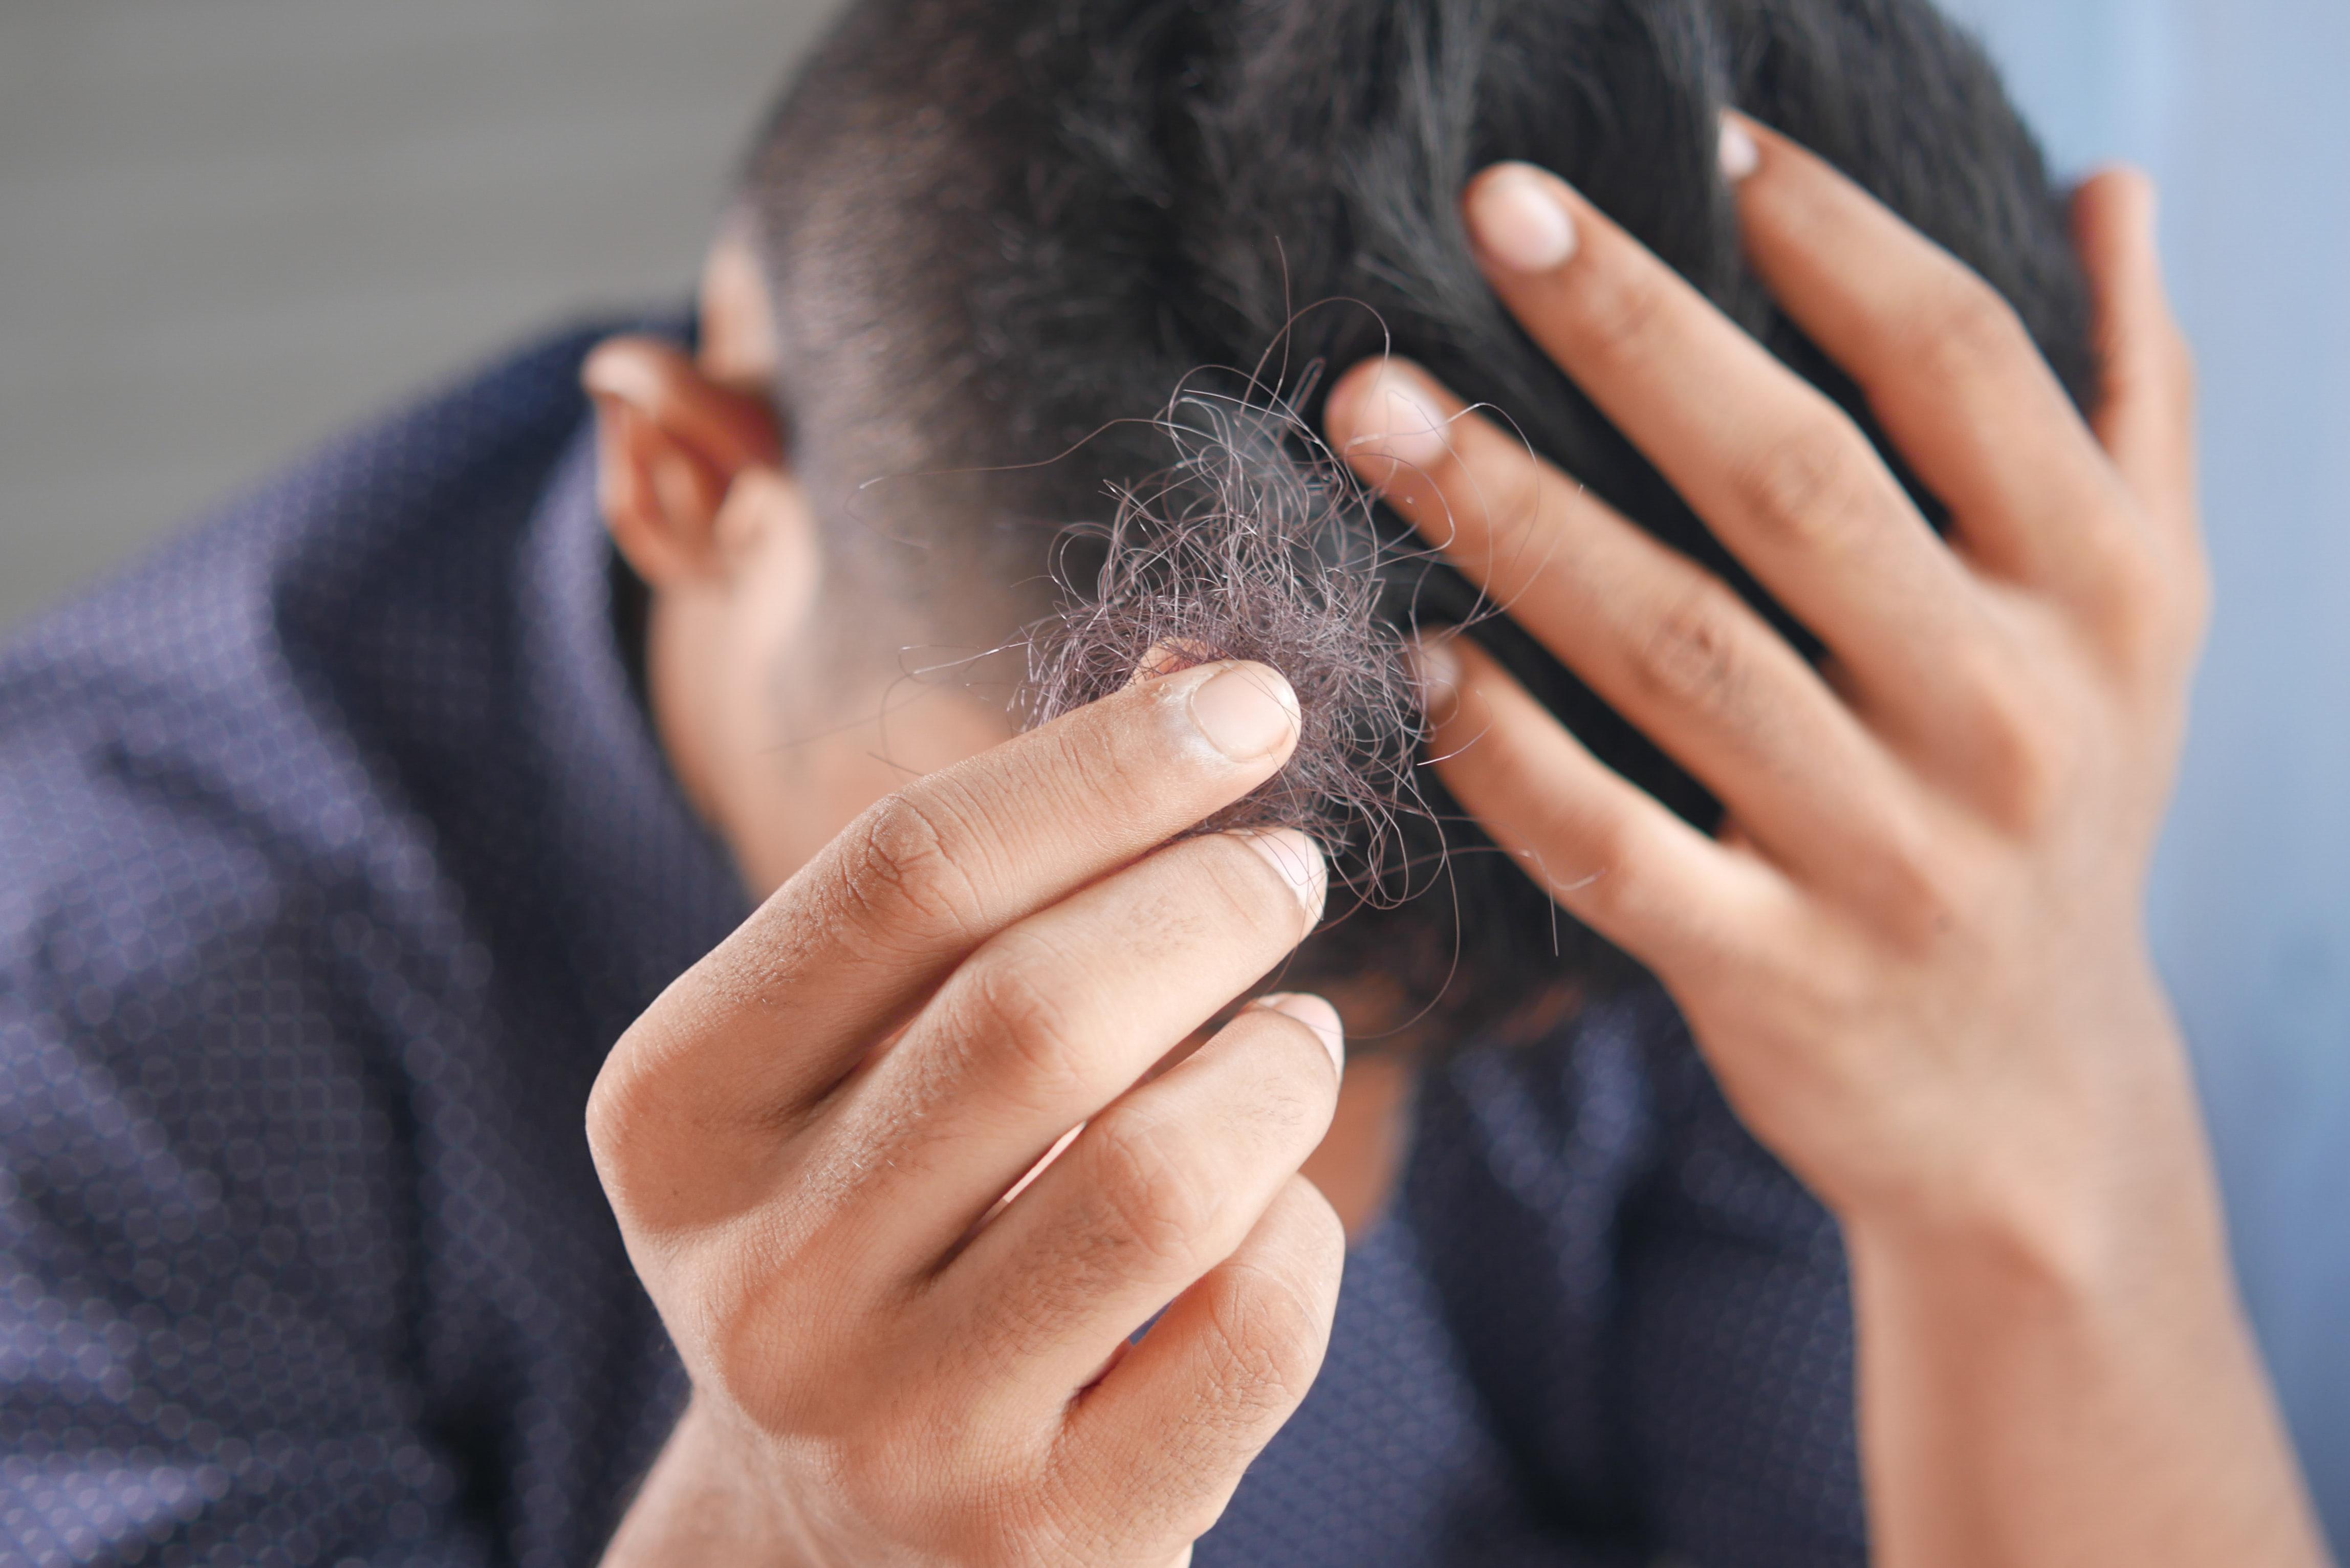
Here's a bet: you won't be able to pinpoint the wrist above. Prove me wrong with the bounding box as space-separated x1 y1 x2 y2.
604 1396 801 1566
1838 968 2229 1309
1841 1172 2325 1568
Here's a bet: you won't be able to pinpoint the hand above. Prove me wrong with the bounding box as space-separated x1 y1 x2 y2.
1325 120 2327 1566
589 660 1347 1567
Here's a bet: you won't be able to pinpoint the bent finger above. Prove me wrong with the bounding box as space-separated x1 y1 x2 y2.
1327 362 1921 894
1442 158 1991 713
816 831 1329 1263
930 996 1345 1393
1421 636 1795 981
591 660 1302 1219
1054 1175 1346 1559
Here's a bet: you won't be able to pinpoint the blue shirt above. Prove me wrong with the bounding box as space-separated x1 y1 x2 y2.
0 325 1864 1567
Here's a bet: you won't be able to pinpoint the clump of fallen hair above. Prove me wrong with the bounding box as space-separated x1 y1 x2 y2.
1021 385 1431 903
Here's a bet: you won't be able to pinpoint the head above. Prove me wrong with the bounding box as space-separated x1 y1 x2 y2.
586 0 2094 1049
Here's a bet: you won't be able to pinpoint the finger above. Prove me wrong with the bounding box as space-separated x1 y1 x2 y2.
933 996 1344 1399
1326 361 1920 888
1054 1175 1346 1558
1417 636 1796 978
1722 117 2138 597
2072 167 2201 551
816 831 1329 1262
591 660 1302 1210
1442 156 1995 716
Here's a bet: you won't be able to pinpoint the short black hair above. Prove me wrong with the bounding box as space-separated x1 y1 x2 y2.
740 0 2094 1043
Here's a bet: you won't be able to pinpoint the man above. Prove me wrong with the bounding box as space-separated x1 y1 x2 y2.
0 1 2325 1565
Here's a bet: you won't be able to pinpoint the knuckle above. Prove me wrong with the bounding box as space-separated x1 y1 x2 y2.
1539 801 1642 920
842 790 994 948
1939 642 2071 832
1416 428 1550 582
2022 718 2095 829
1572 265 1673 364
582 1043 682 1221
953 941 1094 1110
1908 276 2033 386
1857 813 1964 946
1733 422 1880 555
1977 701 2070 835
2084 526 2185 664
698 1253 842 1436
1090 1106 1223 1272
1040 709 1155 817
707 1304 803 1431
581 1057 643 1178
1629 580 1748 715
1192 1255 1334 1432
1477 444 1560 554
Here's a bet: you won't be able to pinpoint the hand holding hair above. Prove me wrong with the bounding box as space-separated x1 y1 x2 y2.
593 659 1344 1567
1324 119 2330 1568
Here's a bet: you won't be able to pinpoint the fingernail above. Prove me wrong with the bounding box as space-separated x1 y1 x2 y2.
1339 371 1451 471
1188 663 1301 763
1467 164 1580 272
1257 992 1346 1080
1407 638 1461 721
1235 827 1328 920
1720 117 1760 183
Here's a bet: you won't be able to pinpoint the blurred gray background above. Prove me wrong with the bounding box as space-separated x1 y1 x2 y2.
0 0 843 629
2 0 2344 1544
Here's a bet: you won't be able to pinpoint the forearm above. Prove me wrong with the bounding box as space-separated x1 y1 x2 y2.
1845 1071 2329 1568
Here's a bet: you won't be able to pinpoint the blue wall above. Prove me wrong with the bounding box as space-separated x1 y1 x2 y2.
1942 0 2350 1545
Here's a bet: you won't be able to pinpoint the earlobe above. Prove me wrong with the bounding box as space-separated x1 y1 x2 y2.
583 334 786 591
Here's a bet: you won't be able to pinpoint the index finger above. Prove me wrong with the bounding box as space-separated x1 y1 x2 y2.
597 659 1303 1142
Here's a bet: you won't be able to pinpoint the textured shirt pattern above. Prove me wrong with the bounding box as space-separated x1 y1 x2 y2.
0 328 1863 1567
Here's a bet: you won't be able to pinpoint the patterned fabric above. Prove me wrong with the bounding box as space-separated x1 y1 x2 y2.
0 326 1863 1567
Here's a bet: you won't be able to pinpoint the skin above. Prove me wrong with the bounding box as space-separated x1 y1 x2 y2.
582 120 2331 1567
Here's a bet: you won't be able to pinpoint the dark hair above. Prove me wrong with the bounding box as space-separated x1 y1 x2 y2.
740 0 2095 1046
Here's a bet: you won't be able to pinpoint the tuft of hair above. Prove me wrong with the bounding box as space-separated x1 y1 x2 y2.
1020 383 1432 899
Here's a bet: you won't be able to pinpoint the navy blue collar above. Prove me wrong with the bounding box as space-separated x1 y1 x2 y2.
515 425 751 1040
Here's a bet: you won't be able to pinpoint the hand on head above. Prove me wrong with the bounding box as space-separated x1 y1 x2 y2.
1323 119 2324 1568
1328 121 2205 1251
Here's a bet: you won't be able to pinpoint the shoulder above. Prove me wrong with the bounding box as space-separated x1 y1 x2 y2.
0 322 619 1037
1 319 616 739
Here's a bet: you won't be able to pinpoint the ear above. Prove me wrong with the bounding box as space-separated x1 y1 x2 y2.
582 335 786 589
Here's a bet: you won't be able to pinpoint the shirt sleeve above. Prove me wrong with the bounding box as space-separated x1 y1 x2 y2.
0 789 495 1566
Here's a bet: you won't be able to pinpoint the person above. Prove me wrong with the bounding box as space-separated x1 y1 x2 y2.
0 1 2327 1565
